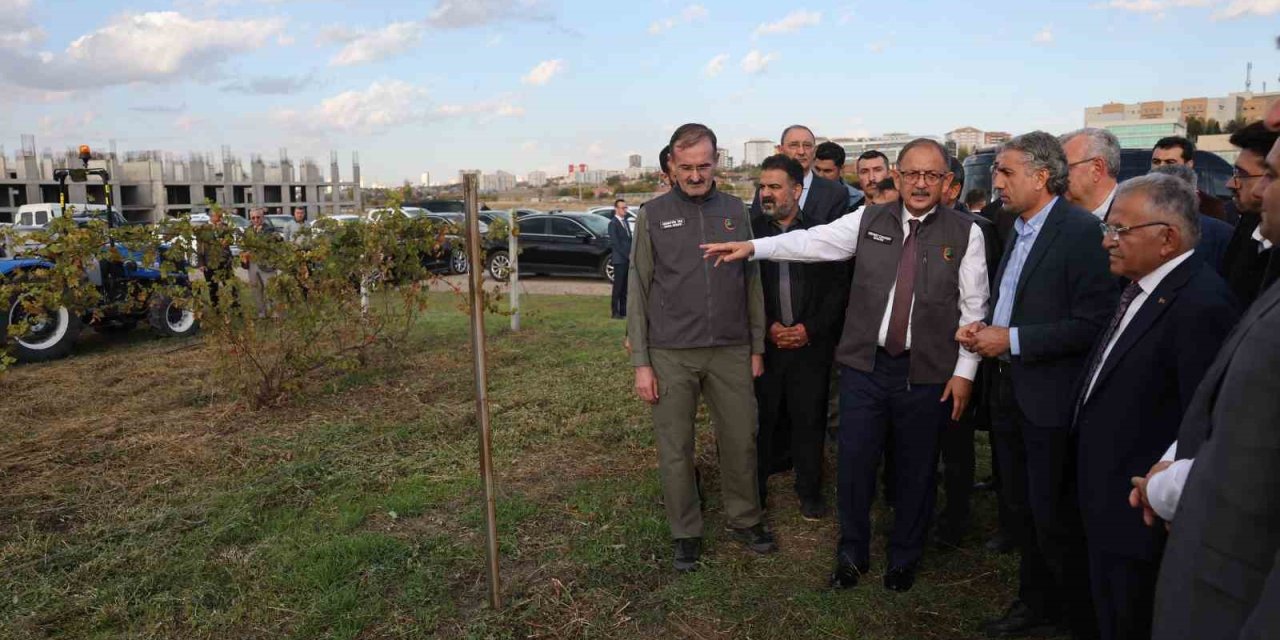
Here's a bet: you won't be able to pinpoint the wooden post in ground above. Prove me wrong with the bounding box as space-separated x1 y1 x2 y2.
463 172 502 609
509 213 520 331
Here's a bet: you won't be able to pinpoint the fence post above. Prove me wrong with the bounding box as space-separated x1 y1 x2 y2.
463 172 502 609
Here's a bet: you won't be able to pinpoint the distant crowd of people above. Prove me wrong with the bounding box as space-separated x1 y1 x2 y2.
620 98 1280 640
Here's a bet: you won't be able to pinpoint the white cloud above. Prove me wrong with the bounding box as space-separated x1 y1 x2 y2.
436 100 526 120
753 10 821 37
1033 27 1054 44
741 50 778 74
1214 0 1280 18
427 0 553 28
703 53 728 77
221 73 314 95
1106 0 1164 11
274 80 428 134
329 21 425 67
521 58 565 85
648 4 709 34
865 42 886 53
0 11 284 91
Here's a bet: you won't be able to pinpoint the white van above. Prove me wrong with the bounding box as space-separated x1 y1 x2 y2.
14 203 108 229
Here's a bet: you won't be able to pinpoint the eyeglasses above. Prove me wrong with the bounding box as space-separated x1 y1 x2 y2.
1067 156 1099 168
1099 221 1169 240
1231 169 1266 181
898 170 948 186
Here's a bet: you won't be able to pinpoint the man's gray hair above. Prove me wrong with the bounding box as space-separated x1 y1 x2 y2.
1115 173 1201 248
999 131 1069 196
1058 128 1121 178
1149 163 1199 191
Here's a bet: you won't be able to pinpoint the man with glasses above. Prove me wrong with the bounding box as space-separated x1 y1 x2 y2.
702 138 990 593
1222 121 1279 306
957 132 1116 639
751 125 849 226
627 123 773 573
1147 108 1280 640
1073 173 1238 640
1060 128 1121 220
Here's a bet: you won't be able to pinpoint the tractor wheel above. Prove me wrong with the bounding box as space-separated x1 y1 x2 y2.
2 293 83 363
148 293 200 338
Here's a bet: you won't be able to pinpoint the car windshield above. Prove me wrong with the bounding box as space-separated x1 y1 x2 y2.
574 215 611 236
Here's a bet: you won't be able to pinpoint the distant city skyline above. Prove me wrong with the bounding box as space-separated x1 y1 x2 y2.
1 0 1277 185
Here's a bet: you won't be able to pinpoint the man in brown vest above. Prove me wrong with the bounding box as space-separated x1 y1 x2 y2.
702 138 990 592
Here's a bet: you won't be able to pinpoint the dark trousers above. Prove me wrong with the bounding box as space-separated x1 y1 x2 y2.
991 367 1097 638
610 261 629 317
836 350 949 569
755 347 830 504
937 420 975 537
1088 549 1156 640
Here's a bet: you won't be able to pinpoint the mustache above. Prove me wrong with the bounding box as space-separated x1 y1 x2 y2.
911 189 931 197
762 197 776 205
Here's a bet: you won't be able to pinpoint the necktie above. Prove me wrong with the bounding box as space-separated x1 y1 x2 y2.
1079 281 1142 407
883 219 920 356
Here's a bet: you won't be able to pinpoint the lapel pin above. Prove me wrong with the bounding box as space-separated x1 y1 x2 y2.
1157 297 1167 305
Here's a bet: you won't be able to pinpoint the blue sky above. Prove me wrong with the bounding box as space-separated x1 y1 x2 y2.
0 0 1276 185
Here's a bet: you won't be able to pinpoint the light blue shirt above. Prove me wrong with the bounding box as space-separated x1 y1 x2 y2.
992 196 1057 356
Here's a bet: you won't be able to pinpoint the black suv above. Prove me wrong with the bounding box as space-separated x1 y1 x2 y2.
960 147 1234 206
484 212 616 282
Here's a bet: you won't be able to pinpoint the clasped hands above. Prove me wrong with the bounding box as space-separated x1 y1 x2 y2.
956 321 1011 358
770 322 809 349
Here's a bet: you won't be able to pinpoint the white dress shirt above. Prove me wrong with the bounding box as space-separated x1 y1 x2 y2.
751 205 990 380
799 171 813 210
1092 185 1118 220
1084 250 1195 401
1253 225 1274 251
1147 441 1194 521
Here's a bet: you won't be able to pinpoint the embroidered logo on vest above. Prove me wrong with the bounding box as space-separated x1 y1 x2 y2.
724 218 735 231
942 246 955 262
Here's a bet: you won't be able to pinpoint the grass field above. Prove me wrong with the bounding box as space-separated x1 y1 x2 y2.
0 292 1022 639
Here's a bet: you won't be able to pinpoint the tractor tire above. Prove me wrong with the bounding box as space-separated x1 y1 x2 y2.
486 250 511 282
148 293 200 338
2 293 83 363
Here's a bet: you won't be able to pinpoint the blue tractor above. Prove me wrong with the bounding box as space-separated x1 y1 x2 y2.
0 145 199 363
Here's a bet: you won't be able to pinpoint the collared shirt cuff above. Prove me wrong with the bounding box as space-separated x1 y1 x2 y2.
1009 327 1021 356
1148 458 1193 522
750 238 772 261
953 354 979 381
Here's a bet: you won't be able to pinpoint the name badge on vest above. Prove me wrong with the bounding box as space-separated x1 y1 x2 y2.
865 230 893 245
660 218 685 230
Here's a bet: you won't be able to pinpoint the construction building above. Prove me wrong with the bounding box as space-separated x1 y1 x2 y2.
0 135 363 223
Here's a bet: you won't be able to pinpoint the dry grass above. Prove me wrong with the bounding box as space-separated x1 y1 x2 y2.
1 292 1025 639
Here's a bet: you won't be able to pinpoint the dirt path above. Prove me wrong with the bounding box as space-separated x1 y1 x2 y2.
426 275 610 296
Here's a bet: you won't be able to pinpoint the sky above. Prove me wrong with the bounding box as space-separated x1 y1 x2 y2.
0 0 1277 186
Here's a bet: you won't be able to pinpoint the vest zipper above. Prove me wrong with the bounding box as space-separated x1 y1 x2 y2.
698 203 712 346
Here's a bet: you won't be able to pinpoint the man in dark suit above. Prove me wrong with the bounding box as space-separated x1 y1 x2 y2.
1222 122 1279 307
750 154 849 519
1073 173 1239 640
750 125 849 226
958 131 1117 639
814 141 866 212
1144 132 1280 639
1151 136 1236 225
607 198 633 319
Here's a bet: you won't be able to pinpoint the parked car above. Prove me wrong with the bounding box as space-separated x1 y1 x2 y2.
960 147 1234 206
585 205 640 218
366 206 429 222
485 212 616 282
406 199 466 214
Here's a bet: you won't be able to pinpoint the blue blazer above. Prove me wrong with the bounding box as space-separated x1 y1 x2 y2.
1072 258 1238 560
1196 213 1233 278
986 197 1119 428
607 215 632 265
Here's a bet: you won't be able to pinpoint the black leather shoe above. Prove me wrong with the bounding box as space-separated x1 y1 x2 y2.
829 558 870 589
673 537 701 572
800 497 828 521
727 523 778 554
982 599 1061 637
984 530 1016 554
883 563 918 592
